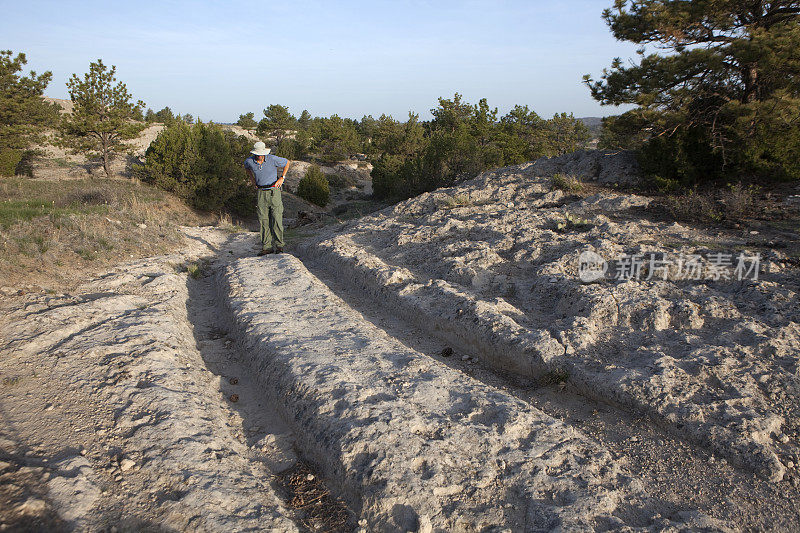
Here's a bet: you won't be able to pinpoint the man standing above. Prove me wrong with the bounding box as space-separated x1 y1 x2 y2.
244 141 291 256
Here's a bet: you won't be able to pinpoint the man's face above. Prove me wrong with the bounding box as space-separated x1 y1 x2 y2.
255 155 265 163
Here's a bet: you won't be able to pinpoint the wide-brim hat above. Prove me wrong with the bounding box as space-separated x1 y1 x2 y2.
251 141 271 156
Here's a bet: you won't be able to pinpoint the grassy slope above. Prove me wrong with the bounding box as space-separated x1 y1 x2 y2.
0 178 213 292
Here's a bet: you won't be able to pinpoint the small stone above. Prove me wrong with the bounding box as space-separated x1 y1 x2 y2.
461 355 470 361
708 456 715 464
779 433 790 444
16 498 46 515
114 474 123 482
440 347 453 357
787 461 795 469
306 474 315 481
120 459 136 472
138 223 147 229
229 377 239 385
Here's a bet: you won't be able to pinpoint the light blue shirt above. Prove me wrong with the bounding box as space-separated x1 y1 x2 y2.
244 154 289 188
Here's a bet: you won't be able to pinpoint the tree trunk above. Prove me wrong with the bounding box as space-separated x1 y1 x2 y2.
102 134 111 177
742 63 759 103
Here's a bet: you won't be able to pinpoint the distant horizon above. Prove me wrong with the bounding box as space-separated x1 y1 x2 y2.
42 96 620 124
8 1 641 122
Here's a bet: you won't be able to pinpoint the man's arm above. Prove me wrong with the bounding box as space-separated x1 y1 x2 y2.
274 160 291 188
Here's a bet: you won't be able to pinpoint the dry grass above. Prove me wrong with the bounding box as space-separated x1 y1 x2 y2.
0 177 210 292
551 173 585 193
651 183 761 225
277 462 352 532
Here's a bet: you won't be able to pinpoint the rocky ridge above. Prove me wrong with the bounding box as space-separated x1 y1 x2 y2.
297 162 800 484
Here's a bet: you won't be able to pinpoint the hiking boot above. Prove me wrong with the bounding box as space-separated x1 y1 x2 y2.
274 246 284 254
257 249 273 256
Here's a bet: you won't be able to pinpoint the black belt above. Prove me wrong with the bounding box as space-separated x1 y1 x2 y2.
258 184 279 190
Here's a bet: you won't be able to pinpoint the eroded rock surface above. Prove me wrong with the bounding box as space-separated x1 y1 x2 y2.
297 165 800 482
219 255 723 531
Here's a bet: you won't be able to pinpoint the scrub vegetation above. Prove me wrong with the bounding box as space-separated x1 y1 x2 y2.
296 164 330 207
0 177 206 290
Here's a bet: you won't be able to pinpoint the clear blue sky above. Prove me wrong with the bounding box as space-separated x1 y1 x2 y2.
2 0 639 122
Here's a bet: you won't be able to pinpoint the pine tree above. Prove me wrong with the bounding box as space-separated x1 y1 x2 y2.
237 112 257 133
585 1 800 181
257 104 296 147
297 109 312 130
59 59 145 177
0 50 59 175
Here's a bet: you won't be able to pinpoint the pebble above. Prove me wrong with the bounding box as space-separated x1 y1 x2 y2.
229 377 239 385
120 459 136 472
306 474 315 481
440 347 454 357
461 355 470 361
16 498 46 515
787 461 795 469
779 433 790 444
229 394 239 403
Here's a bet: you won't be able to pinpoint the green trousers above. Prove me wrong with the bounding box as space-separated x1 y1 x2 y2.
257 188 284 250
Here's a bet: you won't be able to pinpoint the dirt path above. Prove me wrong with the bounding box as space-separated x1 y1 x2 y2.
0 229 309 531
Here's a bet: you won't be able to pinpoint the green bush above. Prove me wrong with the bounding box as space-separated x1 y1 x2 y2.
142 121 253 215
297 165 330 207
637 124 724 189
0 149 23 177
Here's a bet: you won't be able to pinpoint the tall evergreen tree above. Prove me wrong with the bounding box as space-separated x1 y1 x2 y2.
0 50 59 175
237 112 257 133
297 109 312 130
585 1 800 182
257 104 296 147
59 59 145 177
